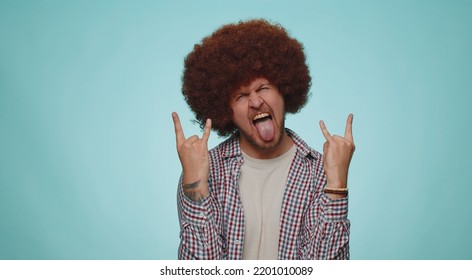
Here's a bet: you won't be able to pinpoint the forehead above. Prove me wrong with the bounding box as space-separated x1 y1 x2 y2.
237 77 270 92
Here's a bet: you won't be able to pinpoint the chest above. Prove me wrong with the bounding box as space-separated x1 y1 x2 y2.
212 155 317 259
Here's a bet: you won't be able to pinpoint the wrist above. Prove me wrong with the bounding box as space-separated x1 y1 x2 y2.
324 183 348 199
182 169 208 185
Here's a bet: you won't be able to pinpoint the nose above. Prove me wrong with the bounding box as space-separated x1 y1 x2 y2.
248 92 263 108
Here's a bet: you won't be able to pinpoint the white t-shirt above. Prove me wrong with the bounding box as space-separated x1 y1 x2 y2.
238 144 297 259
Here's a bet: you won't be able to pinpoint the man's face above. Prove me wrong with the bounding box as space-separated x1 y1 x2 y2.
230 77 288 158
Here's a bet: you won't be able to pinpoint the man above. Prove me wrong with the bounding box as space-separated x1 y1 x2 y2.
172 19 355 259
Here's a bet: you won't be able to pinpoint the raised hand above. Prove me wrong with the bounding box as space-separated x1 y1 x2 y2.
172 112 211 202
319 114 355 190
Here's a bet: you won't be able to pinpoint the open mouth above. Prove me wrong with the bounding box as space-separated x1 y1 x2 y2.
252 112 272 124
252 112 275 142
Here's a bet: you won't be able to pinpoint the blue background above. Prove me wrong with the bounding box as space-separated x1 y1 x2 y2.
1 0 471 259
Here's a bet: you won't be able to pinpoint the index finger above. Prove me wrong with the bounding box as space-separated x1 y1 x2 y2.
172 112 186 146
344 113 354 142
319 120 332 142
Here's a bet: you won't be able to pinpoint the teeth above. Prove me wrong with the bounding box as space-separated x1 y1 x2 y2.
252 112 270 121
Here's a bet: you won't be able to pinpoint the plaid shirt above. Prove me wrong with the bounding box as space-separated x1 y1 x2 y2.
177 129 350 259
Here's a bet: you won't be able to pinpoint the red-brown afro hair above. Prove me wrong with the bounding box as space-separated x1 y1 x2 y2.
182 19 311 137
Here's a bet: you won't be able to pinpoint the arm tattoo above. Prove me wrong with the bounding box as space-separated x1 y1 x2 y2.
183 180 205 203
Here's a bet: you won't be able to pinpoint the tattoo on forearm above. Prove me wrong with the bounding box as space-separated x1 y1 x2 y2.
183 180 205 203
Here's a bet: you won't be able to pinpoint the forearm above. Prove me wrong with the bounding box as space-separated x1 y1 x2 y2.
177 175 222 259
182 179 209 203
315 218 350 259
315 194 350 259
178 218 223 259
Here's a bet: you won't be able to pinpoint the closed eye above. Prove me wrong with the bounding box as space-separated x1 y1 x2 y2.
235 92 249 101
256 84 270 92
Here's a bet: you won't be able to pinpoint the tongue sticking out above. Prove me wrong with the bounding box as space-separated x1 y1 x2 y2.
254 118 275 142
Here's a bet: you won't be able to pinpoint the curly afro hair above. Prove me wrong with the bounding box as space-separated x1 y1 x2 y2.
182 19 311 137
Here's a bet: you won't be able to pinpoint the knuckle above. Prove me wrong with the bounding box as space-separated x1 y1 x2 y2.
346 141 354 148
183 142 192 149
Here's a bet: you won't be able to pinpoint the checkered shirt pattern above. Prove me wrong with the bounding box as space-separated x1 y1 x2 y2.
177 129 350 259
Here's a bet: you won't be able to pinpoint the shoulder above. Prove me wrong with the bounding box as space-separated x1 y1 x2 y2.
207 136 241 192
286 129 327 193
286 128 322 161
208 135 241 167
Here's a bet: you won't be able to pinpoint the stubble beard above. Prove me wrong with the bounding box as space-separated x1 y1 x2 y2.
240 117 286 152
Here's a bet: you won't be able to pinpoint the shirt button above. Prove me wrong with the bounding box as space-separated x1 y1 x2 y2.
235 240 241 245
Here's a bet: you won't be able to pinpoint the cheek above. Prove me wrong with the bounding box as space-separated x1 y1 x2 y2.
235 114 249 127
230 106 247 126
278 98 286 114
269 97 285 116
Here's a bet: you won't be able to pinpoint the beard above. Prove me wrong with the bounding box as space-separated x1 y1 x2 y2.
239 116 286 152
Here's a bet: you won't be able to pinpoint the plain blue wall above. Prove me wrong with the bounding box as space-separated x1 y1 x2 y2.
1 0 471 259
